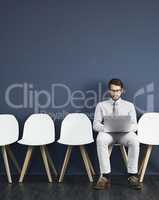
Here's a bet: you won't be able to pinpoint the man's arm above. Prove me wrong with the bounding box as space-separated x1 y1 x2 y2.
93 103 105 132
129 103 138 132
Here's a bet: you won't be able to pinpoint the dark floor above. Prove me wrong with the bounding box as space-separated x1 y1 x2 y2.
0 175 158 200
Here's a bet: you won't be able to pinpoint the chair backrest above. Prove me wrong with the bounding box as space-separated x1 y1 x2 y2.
138 112 159 145
22 114 55 143
0 114 19 144
58 113 94 145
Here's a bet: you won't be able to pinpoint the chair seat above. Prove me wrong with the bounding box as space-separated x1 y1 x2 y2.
138 138 159 145
0 138 17 146
18 138 54 146
57 138 94 146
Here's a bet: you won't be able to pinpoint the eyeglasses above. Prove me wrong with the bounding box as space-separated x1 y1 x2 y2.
109 89 122 93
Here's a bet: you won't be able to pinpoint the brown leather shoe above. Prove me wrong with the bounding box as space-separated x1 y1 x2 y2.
128 176 143 190
94 177 111 190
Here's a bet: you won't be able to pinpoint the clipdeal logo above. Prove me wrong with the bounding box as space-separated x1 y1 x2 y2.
4 82 109 113
133 82 155 113
4 81 155 115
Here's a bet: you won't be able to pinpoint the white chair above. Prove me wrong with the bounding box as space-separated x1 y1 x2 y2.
0 114 19 183
58 113 95 182
138 112 159 182
18 114 57 183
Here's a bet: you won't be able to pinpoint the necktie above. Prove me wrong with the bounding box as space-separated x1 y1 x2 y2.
112 102 118 116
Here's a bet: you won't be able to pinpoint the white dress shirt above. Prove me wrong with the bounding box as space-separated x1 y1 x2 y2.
93 97 138 133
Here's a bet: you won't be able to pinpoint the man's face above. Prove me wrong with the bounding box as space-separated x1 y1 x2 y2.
108 84 123 101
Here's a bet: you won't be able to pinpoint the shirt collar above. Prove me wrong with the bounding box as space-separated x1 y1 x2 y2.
108 97 122 105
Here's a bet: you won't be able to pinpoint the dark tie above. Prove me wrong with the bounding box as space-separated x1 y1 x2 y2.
112 102 118 116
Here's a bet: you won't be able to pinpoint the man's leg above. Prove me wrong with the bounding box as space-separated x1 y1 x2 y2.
96 132 114 175
118 132 142 189
94 132 114 190
118 132 139 174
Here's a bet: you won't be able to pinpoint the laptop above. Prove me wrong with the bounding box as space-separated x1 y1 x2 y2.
104 115 132 133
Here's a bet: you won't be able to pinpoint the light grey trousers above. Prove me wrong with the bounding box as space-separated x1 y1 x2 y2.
96 131 140 174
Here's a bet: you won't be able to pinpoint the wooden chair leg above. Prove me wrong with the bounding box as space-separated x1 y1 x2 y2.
84 149 95 176
138 153 146 176
40 146 52 183
109 145 113 157
2 146 12 183
19 146 33 183
120 145 128 168
139 145 152 183
45 146 57 177
80 145 93 182
59 146 72 183
108 144 128 169
6 145 21 174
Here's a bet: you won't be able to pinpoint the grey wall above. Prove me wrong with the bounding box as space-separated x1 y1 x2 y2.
0 0 159 175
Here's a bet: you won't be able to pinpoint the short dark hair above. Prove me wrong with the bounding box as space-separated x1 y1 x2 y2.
108 78 124 89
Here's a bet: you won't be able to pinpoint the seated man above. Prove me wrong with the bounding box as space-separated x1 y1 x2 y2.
93 78 142 190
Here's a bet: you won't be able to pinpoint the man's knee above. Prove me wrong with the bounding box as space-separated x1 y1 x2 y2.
96 132 112 146
120 131 139 148
127 133 140 148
